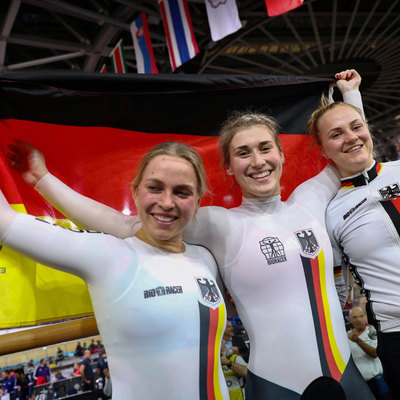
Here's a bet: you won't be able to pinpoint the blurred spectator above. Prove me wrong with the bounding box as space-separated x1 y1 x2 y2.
222 319 249 363
348 307 391 400
80 350 95 393
97 340 104 352
24 362 35 399
75 341 84 357
97 347 111 399
55 371 66 381
48 357 57 368
14 368 31 400
1 369 15 397
89 339 97 354
34 359 50 385
72 362 81 377
221 321 248 399
56 347 64 362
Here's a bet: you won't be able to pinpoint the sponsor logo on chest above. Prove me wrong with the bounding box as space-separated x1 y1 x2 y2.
143 285 183 299
259 228 321 266
379 183 400 199
259 237 287 265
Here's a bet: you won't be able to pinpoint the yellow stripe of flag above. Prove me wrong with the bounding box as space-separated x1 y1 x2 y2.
318 250 346 373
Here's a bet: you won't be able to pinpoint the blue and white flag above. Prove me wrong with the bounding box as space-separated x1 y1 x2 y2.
159 0 199 70
205 0 242 42
130 13 159 74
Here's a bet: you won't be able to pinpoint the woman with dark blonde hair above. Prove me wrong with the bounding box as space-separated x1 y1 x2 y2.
8 70 374 399
0 141 229 400
307 82 400 398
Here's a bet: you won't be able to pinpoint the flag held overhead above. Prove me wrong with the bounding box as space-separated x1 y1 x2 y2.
0 72 329 328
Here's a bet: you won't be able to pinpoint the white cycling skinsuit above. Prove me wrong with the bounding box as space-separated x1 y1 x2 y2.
0 199 229 400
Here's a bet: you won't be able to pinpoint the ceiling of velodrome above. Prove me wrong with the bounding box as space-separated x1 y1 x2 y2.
1 0 400 135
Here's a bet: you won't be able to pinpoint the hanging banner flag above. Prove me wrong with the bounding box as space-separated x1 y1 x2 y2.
265 0 304 17
0 73 330 328
158 0 199 70
110 39 127 73
99 64 107 73
130 13 159 74
205 0 242 42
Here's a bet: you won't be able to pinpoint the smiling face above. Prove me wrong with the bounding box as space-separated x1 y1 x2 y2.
227 125 284 199
133 155 200 252
316 105 374 177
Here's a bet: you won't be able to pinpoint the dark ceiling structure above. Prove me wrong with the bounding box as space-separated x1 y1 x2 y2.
1 0 400 138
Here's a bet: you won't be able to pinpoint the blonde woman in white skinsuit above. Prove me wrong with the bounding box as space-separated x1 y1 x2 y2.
1 142 229 400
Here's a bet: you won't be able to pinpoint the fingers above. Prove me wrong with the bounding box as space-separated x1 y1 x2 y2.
335 69 361 81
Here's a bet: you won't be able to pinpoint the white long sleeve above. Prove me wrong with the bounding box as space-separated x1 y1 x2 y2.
35 173 138 238
0 189 18 242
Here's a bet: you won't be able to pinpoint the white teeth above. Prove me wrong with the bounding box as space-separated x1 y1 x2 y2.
153 215 175 222
345 145 362 153
251 171 271 179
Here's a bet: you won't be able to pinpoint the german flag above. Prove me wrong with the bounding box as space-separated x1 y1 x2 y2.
0 72 330 328
301 250 346 381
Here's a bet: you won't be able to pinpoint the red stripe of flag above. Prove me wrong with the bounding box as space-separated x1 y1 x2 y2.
310 257 342 381
141 12 159 74
114 46 124 73
391 197 400 214
159 0 177 70
206 307 219 399
182 0 199 54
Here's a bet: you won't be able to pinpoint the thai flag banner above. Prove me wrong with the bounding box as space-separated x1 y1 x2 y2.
130 13 159 74
205 0 242 42
159 0 199 70
265 0 304 17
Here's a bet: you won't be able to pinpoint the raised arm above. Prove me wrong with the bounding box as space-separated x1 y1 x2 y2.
335 69 364 117
0 187 115 282
8 139 137 238
289 69 364 214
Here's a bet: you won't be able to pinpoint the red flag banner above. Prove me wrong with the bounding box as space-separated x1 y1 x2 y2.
0 73 329 327
265 0 304 17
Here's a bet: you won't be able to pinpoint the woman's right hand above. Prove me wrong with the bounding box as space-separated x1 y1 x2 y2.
7 139 49 187
335 69 361 93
